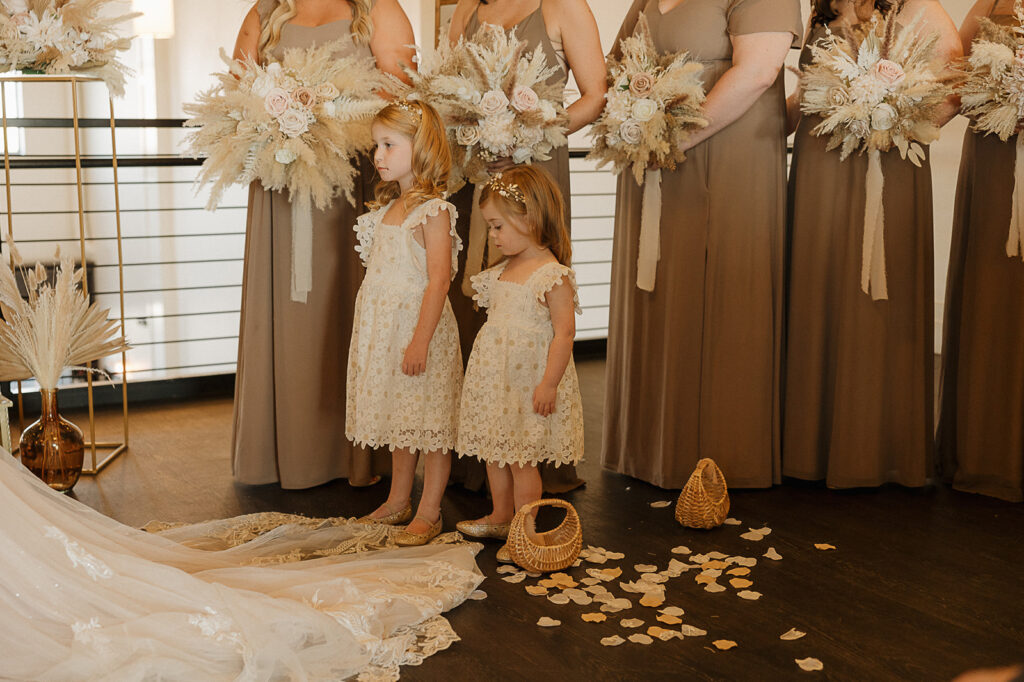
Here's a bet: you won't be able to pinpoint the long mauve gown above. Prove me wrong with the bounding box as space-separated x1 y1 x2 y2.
937 12 1024 503
783 23 934 488
449 0 582 493
602 0 802 489
231 0 386 489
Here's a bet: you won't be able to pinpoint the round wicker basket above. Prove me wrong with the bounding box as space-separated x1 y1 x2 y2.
675 458 730 529
507 499 582 573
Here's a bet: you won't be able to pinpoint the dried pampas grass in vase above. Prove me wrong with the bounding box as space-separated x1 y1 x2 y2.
0 242 130 491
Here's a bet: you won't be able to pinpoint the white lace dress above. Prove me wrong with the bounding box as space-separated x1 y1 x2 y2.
0 450 484 681
346 198 464 454
457 260 585 467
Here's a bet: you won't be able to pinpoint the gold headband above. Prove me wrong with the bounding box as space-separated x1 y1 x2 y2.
487 173 525 204
393 98 421 120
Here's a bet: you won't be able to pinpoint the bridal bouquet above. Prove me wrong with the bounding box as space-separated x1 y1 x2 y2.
587 13 707 292
184 41 389 302
800 11 952 299
0 0 136 96
405 23 569 189
958 0 1024 259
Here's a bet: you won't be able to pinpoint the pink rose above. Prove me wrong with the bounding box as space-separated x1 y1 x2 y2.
264 87 291 117
872 59 906 88
479 89 510 116
292 86 316 108
510 85 539 112
11 12 30 26
629 72 654 98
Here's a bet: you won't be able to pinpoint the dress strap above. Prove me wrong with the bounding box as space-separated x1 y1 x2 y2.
404 198 464 281
529 262 581 314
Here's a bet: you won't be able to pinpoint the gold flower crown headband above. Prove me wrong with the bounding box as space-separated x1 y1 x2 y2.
487 173 525 204
393 98 422 121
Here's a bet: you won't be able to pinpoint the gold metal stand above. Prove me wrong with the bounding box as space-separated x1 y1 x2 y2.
0 74 129 474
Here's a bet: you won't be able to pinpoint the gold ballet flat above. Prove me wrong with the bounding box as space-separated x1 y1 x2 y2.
394 515 443 546
356 502 413 526
456 518 510 540
496 544 513 564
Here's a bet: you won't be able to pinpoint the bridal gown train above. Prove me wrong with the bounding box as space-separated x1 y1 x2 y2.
0 450 483 681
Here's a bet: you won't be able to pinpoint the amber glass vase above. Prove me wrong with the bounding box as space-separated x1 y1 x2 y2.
20 389 85 492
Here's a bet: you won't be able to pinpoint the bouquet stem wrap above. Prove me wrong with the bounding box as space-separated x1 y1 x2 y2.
637 168 662 292
862 149 888 301
462 184 489 297
1008 131 1024 260
291 197 314 303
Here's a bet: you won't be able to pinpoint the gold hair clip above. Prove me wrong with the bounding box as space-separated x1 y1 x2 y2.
487 173 525 204
393 98 421 119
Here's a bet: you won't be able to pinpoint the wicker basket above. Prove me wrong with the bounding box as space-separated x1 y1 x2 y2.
675 458 730 529
507 499 582 573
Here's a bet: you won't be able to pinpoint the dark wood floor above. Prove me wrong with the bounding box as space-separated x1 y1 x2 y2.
32 355 1024 681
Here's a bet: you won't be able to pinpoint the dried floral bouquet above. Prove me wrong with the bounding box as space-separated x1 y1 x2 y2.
799 10 953 299
586 13 707 291
958 0 1024 258
0 0 136 96
184 42 389 302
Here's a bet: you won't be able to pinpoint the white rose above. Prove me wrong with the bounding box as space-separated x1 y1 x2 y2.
479 89 510 116
251 69 277 97
478 111 516 154
314 82 339 101
277 107 311 138
630 98 658 123
264 87 291 117
619 118 644 145
455 124 482 147
870 103 897 131
275 148 298 164
511 86 539 112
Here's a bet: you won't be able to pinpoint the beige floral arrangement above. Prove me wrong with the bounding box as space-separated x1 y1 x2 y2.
183 41 389 303
0 243 129 390
800 10 952 300
0 0 136 96
587 13 707 292
958 0 1024 259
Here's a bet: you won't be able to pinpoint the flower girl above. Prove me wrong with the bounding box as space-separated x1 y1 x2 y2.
347 99 463 546
454 166 584 561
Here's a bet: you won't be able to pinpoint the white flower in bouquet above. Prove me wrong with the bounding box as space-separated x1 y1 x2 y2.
479 110 517 155
511 85 539 112
455 124 482 147
479 89 511 116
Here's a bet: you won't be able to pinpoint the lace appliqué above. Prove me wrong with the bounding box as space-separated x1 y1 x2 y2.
45 526 114 581
354 204 389 267
72 618 113 658
188 607 247 654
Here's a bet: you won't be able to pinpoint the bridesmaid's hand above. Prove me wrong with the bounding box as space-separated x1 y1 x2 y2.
402 339 429 376
533 382 557 417
487 157 516 174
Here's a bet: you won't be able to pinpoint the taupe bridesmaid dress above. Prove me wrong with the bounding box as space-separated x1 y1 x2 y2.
232 0 386 489
937 12 1024 503
783 23 933 488
602 0 801 489
449 0 582 493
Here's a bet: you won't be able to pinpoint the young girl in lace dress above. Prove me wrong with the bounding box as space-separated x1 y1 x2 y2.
347 100 463 546
454 165 584 561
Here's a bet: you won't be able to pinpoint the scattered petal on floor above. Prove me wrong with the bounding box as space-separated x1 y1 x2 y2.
729 578 754 589
650 500 672 508
660 606 685 617
796 658 824 671
572 559 582 568
620 618 644 628
726 567 751 576
502 573 526 584
568 592 593 606
657 614 682 625
724 518 742 525
780 628 807 641
737 590 762 601
584 584 610 595
606 551 626 560
550 573 577 588
640 592 666 607
713 639 738 650
740 531 767 541
680 624 707 637
690 553 709 564
584 555 609 565
587 567 623 582
764 547 783 561
548 593 570 605
526 572 542 578
703 582 727 593
581 612 607 623
600 598 632 613
537 617 561 627
619 581 642 594
701 559 728 570
592 591 614 604
642 572 669 585
647 626 676 640
730 556 758 567
814 544 836 551
635 564 659 573
496 566 519 575
581 577 601 586
628 634 654 645
601 635 626 647
469 590 487 600
701 568 723 579
752 527 772 536
525 585 548 596
671 545 692 555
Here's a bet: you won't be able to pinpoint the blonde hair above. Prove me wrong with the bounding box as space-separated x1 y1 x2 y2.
258 0 373 59
370 100 452 211
480 165 572 265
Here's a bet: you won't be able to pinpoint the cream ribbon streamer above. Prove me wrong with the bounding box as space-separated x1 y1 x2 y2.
1006 131 1024 260
461 183 488 297
290 195 313 303
636 168 662 291
861 149 888 301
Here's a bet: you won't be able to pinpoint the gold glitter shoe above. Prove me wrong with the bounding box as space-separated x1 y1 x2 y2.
496 544 513 563
394 515 443 546
456 517 511 540
356 502 413 526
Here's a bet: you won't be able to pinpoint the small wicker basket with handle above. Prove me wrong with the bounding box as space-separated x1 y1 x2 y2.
675 458 730 529
507 498 582 573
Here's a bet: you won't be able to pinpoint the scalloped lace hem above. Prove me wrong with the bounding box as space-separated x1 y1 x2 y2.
349 431 457 455
456 446 582 469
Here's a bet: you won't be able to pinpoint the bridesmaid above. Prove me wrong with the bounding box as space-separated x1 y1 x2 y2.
447 0 606 493
784 0 961 488
602 0 801 489
938 0 1024 502
230 0 415 489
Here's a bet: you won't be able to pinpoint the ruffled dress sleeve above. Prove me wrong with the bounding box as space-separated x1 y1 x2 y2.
353 204 387 267
531 262 582 315
404 198 463 280
469 261 507 310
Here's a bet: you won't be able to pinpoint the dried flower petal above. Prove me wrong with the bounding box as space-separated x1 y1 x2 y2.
601 635 626 647
502 573 526 584
729 578 753 589
737 590 762 600
650 500 672 508
657 614 682 625
671 545 692 555
469 590 487 600
635 564 658 573
548 593 570 605
723 517 742 525
537 617 561 627
620 618 644 628
764 547 783 561
796 658 824 671
525 585 549 596
628 633 654 645
660 606 685 617
680 624 707 636
814 544 836 551
581 612 607 623
640 592 666 607
713 639 738 650
726 567 751 576
780 628 807 641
